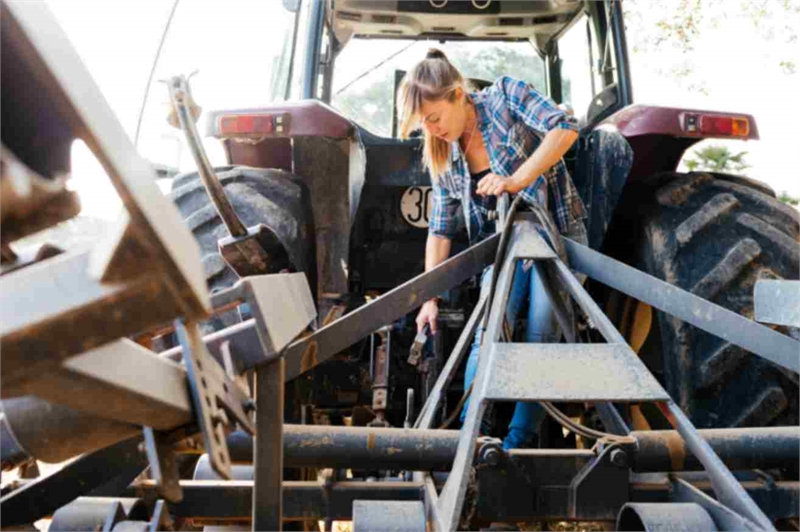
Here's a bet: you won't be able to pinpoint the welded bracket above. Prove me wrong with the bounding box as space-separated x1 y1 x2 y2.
568 442 632 520
142 427 182 504
176 320 255 480
218 223 287 278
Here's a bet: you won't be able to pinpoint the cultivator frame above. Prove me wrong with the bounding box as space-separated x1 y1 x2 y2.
2 1 799 531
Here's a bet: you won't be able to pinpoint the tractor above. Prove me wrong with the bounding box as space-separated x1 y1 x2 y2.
160 0 798 432
2 0 798 530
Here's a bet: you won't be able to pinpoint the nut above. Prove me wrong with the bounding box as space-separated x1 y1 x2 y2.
610 449 628 468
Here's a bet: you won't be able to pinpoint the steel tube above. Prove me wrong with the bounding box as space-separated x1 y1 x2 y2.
125 480 424 522
616 503 717 531
225 425 461 471
221 425 799 474
253 358 284 530
282 233 499 380
160 233 499 379
633 427 800 473
664 403 775 530
0 396 139 466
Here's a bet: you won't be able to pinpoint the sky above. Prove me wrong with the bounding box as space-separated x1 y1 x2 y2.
41 0 800 222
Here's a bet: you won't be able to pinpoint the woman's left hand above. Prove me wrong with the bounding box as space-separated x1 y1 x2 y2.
476 173 519 196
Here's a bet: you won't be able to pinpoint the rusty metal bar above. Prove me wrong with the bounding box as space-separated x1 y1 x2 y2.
551 251 776 530
223 425 462 471
6 339 192 429
126 480 424 522
281 232 499 380
632 427 800 473
252 358 285 531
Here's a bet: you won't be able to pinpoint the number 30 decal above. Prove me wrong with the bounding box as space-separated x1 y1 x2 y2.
400 186 432 228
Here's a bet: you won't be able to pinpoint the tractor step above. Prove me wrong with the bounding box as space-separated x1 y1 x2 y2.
483 342 669 403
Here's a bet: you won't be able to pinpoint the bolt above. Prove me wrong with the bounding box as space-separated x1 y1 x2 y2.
480 446 502 467
610 449 628 468
242 398 256 413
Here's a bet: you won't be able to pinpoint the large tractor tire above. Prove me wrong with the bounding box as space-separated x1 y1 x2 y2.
638 172 799 428
169 166 316 328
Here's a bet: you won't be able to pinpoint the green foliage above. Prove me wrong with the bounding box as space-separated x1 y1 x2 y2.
624 0 800 87
779 191 800 206
684 145 751 173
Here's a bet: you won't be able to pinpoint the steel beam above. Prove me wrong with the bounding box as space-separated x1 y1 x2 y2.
1 0 211 390
0 397 139 467
252 359 285 531
564 237 800 374
281 233 499 380
125 480 424 522
550 250 776 531
0 250 185 390
0 437 147 527
5 339 192 429
415 297 486 430
160 237 497 382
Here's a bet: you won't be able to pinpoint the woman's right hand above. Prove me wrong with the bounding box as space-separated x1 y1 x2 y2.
416 299 439 333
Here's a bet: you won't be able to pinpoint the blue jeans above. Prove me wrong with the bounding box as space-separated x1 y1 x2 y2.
460 260 559 449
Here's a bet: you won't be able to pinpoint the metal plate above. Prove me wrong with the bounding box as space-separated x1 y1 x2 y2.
242 273 316 358
352 500 426 532
510 220 558 260
755 280 800 327
483 343 670 402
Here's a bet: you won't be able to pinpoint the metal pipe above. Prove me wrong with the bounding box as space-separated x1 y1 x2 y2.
125 479 424 522
225 425 461 471
663 403 775 531
609 0 633 106
219 425 800 474
633 427 800 473
0 397 139 468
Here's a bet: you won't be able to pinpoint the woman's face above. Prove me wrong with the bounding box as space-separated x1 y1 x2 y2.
418 88 469 143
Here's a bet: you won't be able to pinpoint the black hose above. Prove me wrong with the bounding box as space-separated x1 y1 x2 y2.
480 195 524 340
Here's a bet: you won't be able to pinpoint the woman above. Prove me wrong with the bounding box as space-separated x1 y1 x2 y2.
397 49 588 449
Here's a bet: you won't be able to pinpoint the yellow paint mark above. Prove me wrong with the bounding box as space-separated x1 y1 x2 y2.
301 341 318 373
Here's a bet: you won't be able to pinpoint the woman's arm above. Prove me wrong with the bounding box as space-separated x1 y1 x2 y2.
476 128 578 196
425 233 452 271
417 234 452 333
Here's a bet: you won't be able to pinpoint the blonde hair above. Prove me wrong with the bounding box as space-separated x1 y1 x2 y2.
396 49 472 180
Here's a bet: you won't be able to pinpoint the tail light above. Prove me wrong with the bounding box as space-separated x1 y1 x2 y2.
217 113 290 136
682 113 750 138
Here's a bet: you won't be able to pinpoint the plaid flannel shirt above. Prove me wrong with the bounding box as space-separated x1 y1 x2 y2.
428 76 588 244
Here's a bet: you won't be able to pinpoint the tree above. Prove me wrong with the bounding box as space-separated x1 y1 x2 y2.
779 191 800 206
623 0 800 93
684 145 750 173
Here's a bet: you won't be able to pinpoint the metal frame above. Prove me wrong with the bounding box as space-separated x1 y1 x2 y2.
4 1 798 530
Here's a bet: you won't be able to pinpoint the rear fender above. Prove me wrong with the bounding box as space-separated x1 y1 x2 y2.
601 104 759 180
